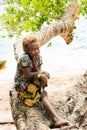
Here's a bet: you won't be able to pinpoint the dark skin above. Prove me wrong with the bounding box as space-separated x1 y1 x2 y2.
22 41 69 127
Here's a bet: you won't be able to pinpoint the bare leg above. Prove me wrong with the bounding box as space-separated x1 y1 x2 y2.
41 90 69 127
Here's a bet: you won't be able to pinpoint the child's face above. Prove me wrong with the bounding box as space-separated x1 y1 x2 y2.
28 42 40 58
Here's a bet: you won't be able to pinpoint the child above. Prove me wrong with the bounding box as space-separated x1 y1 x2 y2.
14 35 69 127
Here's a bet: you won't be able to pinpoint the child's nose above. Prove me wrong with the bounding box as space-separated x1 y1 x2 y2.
35 49 40 55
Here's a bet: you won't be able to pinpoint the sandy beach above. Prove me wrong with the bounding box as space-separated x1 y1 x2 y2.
0 39 87 130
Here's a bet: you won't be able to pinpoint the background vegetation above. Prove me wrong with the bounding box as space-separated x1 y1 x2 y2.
0 0 87 38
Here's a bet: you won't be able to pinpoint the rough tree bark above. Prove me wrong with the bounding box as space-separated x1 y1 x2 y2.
9 2 87 130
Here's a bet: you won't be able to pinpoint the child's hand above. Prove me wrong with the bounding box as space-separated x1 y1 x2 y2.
32 56 39 65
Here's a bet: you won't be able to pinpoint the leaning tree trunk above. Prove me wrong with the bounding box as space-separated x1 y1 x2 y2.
14 2 80 62
9 2 87 130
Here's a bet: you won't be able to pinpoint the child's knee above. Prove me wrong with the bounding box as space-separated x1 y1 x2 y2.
40 74 48 88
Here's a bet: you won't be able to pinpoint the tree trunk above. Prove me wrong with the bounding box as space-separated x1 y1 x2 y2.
9 2 87 130
9 72 87 130
14 2 80 62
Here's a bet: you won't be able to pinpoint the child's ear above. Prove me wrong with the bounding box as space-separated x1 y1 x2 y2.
23 42 29 52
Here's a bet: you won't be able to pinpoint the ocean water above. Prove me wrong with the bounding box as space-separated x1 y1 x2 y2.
0 3 87 77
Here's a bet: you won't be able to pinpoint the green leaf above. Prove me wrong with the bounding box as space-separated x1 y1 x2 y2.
47 42 52 47
0 0 87 38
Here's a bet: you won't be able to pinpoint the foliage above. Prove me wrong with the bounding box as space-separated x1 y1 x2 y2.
80 0 87 16
0 0 87 37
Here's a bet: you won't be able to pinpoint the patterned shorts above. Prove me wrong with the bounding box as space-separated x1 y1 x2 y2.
18 83 42 107
16 73 43 106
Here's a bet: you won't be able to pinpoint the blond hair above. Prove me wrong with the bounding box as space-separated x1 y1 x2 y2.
22 35 39 53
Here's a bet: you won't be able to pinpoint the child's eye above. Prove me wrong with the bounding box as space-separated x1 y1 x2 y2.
31 48 35 51
37 47 39 50
31 48 39 51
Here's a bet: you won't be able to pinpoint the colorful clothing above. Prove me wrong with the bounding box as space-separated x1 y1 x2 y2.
19 84 41 106
14 53 43 106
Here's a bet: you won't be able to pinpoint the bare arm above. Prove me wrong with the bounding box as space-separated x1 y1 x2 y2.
22 65 41 80
22 55 50 81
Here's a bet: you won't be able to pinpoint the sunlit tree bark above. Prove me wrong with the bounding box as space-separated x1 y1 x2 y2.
14 2 80 61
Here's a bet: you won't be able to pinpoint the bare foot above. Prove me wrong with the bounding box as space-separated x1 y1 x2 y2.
54 118 69 127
